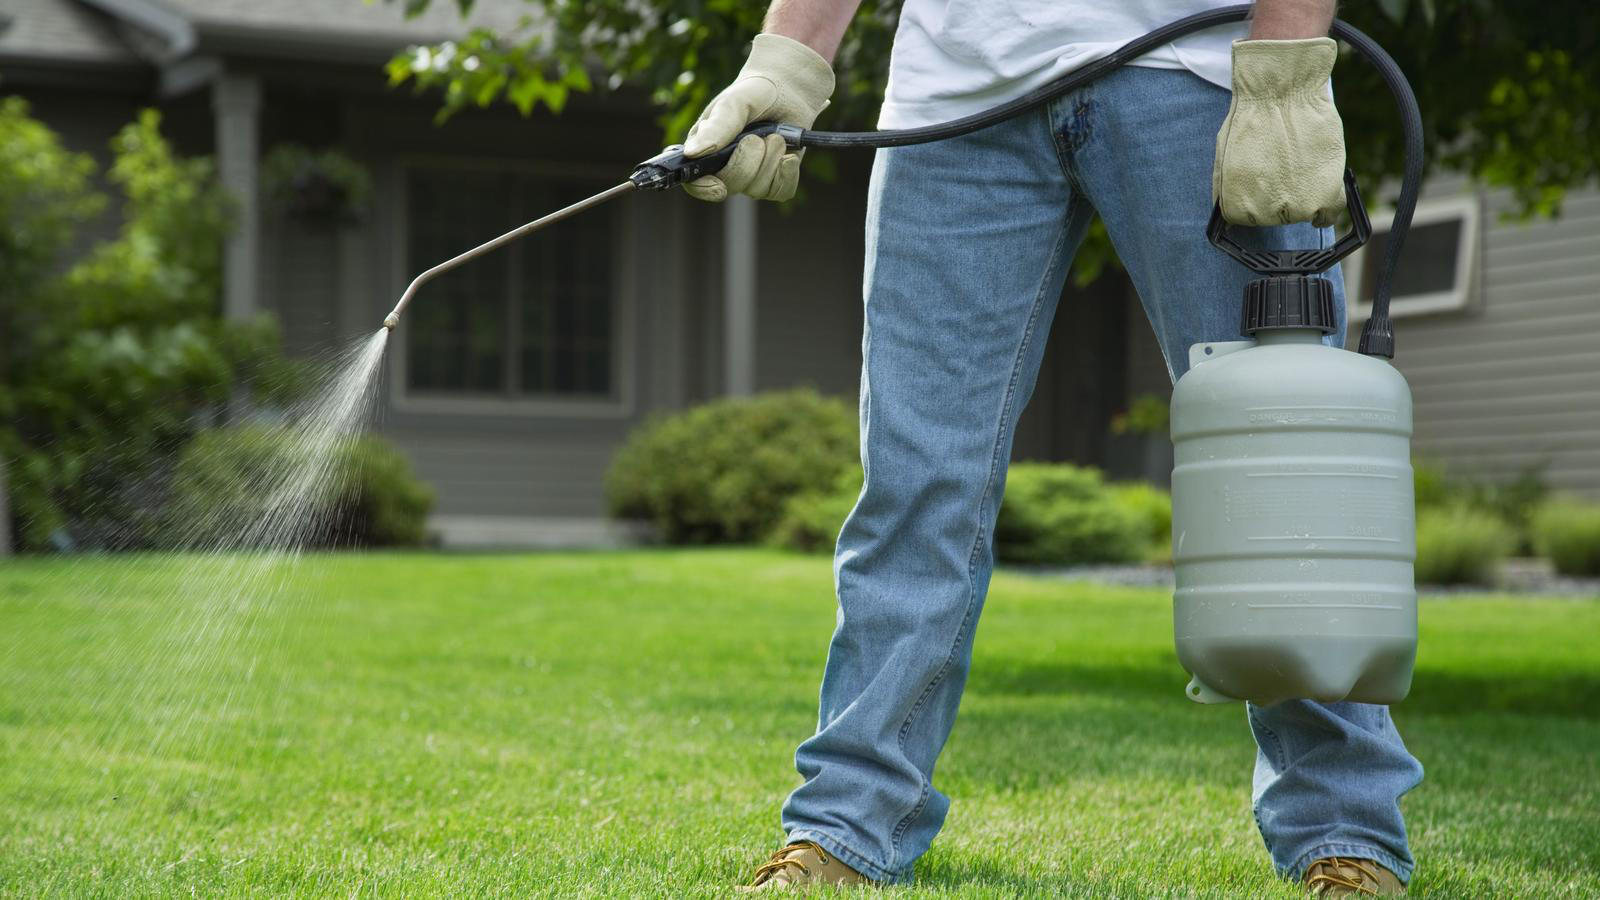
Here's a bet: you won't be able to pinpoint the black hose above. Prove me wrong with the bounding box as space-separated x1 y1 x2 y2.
788 4 1421 358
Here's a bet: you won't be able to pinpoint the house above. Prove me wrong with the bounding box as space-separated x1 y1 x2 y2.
5 0 1597 547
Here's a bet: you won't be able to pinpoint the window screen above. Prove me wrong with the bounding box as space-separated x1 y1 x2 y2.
1353 218 1464 307
405 167 617 399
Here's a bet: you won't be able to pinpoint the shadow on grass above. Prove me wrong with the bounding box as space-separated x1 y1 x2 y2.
967 659 1600 720
911 849 1291 899
1396 670 1600 720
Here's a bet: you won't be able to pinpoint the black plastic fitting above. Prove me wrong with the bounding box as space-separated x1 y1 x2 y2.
628 122 801 191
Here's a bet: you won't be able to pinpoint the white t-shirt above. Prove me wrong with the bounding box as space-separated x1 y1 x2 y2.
879 0 1248 129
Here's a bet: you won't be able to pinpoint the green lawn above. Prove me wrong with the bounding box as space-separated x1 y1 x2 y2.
1 550 1595 898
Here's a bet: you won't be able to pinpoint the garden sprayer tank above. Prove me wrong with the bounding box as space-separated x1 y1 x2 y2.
1171 174 1417 706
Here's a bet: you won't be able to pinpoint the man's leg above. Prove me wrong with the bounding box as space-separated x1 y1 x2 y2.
1068 66 1423 883
780 108 1094 883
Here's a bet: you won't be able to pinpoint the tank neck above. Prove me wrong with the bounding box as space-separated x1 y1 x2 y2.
1253 328 1326 346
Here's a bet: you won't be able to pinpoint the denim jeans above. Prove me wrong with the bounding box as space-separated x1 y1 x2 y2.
781 66 1423 885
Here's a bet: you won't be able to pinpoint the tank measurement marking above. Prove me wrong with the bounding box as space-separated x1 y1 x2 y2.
1246 603 1406 610
1246 406 1398 412
1244 535 1403 543
1244 472 1399 479
1244 406 1400 426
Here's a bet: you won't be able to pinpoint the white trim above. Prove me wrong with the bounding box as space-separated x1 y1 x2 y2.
79 0 197 59
159 54 219 97
385 156 637 419
213 72 261 323
1347 193 1481 322
429 515 653 549
723 195 757 395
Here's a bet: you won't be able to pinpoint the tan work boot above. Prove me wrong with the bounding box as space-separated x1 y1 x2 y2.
738 840 872 892
1305 857 1405 896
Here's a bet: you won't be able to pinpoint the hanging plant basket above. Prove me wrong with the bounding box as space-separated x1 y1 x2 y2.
261 144 372 225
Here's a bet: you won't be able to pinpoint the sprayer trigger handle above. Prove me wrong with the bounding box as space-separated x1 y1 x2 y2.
628 122 801 191
1206 169 1371 276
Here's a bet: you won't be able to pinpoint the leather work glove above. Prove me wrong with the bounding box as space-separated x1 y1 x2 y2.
682 33 835 203
1213 38 1347 227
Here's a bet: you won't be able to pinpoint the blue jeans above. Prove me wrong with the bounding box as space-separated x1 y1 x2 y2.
782 67 1423 885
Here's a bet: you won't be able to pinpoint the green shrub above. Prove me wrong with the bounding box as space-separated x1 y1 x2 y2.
770 469 862 554
1109 393 1170 437
167 426 433 549
1109 481 1172 562
1532 498 1600 577
995 464 1145 565
1413 459 1548 554
1413 459 1454 510
1479 468 1549 554
605 389 858 544
1415 506 1514 586
769 462 1156 565
0 103 306 551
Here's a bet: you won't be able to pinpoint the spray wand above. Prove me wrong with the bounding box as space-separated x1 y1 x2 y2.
382 137 766 330
384 4 1420 359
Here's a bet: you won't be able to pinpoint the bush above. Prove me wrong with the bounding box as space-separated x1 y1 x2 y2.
770 463 1156 565
1108 481 1172 562
1109 393 1170 437
1532 498 1600 577
166 426 433 549
994 464 1145 565
1413 459 1548 554
0 102 305 551
769 469 862 554
1415 506 1514 586
1412 459 1454 510
605 389 858 544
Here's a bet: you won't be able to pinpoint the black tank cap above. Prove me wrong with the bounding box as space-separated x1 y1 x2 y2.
1240 275 1337 335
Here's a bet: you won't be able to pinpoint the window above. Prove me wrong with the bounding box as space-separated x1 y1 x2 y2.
403 165 620 403
1346 194 1480 320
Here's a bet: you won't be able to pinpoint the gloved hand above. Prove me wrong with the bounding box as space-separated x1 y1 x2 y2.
682 33 835 203
1213 38 1347 227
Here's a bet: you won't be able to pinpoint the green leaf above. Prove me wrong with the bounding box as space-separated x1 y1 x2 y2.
507 74 545 116
385 54 416 85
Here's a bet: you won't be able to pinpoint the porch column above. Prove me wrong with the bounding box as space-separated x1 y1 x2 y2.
212 72 262 322
722 195 758 396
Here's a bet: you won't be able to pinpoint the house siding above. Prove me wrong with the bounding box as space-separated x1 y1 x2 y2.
373 186 710 522
122 72 716 531
14 7 1597 536
753 151 874 399
749 153 1150 471
343 98 711 524
1387 185 1600 498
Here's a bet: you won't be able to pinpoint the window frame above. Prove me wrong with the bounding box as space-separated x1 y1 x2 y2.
387 155 636 419
1345 193 1482 322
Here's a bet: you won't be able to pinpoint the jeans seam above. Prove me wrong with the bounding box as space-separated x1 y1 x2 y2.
1248 705 1289 855
884 213 1072 871
1290 842 1413 885
1045 102 1074 183
785 828 907 884
1047 95 1094 192
1250 706 1288 772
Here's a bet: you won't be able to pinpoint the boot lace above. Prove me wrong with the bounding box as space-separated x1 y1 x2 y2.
1306 856 1384 895
750 841 831 886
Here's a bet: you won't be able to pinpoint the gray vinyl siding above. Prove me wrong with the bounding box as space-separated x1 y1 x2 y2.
1388 185 1600 498
261 223 341 355
753 152 875 399
750 154 1153 471
374 186 707 520
296 90 701 521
